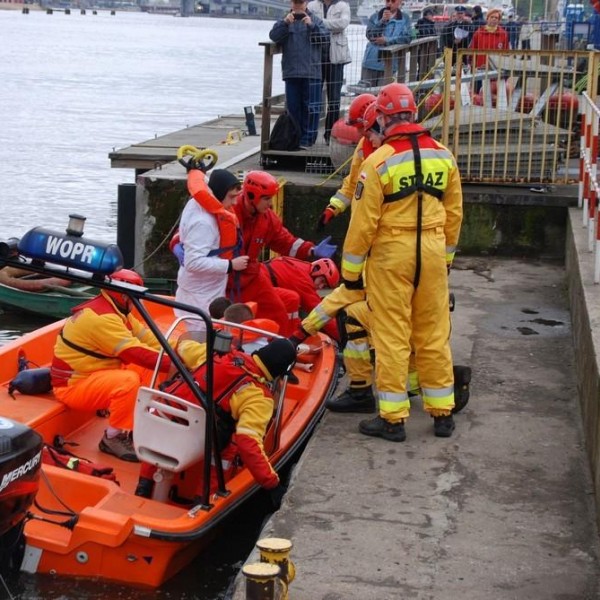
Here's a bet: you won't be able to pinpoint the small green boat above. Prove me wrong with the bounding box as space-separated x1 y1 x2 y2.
0 277 176 320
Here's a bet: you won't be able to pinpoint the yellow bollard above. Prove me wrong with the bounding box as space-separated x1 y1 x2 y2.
256 537 295 600
242 562 281 600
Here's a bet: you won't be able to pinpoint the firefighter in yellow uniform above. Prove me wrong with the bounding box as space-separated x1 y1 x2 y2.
341 82 463 442
291 284 471 414
292 283 376 411
317 94 382 230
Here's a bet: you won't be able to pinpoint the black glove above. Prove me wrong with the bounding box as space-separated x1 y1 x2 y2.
341 275 364 290
269 483 287 510
288 327 309 348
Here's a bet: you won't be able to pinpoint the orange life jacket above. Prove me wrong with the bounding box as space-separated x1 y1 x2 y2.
187 170 242 260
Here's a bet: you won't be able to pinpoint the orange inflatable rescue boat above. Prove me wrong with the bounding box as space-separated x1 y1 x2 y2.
0 222 338 588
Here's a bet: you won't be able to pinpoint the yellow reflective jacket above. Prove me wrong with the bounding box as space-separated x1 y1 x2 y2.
329 137 376 215
51 293 162 386
301 284 366 336
341 126 463 281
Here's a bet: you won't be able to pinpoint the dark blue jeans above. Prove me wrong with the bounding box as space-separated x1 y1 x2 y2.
321 63 345 142
285 78 322 147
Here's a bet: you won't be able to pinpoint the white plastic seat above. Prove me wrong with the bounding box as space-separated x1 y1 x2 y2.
133 387 206 472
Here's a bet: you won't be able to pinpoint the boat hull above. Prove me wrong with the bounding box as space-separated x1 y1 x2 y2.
0 301 337 587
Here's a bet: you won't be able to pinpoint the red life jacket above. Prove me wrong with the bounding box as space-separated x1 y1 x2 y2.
187 170 242 260
42 445 118 483
162 349 271 449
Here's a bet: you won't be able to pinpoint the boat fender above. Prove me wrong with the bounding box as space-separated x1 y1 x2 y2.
8 368 52 398
42 445 118 483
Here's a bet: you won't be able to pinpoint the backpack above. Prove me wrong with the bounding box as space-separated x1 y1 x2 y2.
268 111 301 151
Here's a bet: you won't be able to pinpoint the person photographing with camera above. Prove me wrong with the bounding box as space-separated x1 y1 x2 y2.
270 0 330 149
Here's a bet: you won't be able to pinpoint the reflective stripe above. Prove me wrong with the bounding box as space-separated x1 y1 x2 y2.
287 311 299 320
378 390 410 413
421 386 454 410
331 191 351 211
289 238 305 258
446 250 456 264
341 252 366 274
379 143 454 203
343 339 370 360
304 304 332 332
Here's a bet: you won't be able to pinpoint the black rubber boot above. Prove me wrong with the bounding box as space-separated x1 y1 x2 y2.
134 477 154 499
359 416 406 442
325 386 376 413
452 365 472 414
433 414 456 438
286 370 299 385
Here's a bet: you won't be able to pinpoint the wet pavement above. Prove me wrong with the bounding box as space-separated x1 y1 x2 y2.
230 253 600 599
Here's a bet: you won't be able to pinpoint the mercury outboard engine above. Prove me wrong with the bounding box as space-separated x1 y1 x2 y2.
0 417 43 573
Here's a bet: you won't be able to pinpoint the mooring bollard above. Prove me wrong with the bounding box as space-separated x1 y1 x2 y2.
242 562 281 600
65 8 70 14
46 8 53 14
256 538 295 600
80 8 86 14
22 7 29 13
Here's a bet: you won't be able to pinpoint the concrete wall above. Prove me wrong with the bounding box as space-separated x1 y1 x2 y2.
566 208 600 526
131 178 577 278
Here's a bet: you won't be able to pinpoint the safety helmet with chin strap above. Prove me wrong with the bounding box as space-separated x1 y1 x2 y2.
102 269 144 309
242 171 279 207
346 93 377 128
311 258 340 288
375 83 417 116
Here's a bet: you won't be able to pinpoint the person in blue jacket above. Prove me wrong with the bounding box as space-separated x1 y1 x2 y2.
360 0 413 87
270 0 330 148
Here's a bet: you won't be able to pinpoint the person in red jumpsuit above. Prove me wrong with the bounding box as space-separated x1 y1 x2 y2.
262 256 341 341
229 171 337 335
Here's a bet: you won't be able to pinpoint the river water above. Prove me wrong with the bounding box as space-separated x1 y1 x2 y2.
0 8 285 243
0 8 286 598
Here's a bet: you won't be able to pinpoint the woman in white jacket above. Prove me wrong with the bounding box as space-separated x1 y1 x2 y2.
307 0 352 144
174 169 249 329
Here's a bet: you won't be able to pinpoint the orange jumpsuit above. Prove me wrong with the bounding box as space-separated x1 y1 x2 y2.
51 293 170 430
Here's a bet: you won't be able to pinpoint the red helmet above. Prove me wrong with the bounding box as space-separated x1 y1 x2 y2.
346 93 377 127
311 258 340 288
376 83 417 116
103 269 143 307
110 269 144 286
362 102 379 131
243 171 279 206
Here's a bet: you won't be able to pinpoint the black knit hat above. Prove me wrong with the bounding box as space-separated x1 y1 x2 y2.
253 339 297 380
208 169 241 202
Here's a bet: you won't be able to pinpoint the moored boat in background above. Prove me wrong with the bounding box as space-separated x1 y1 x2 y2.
0 277 177 320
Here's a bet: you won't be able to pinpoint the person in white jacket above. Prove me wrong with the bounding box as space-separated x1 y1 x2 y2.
174 169 249 329
307 0 352 144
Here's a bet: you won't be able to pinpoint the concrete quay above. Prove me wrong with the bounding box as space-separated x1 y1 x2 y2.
229 208 600 600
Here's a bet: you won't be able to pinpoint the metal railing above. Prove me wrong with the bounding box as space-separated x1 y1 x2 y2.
260 26 595 184
579 75 600 283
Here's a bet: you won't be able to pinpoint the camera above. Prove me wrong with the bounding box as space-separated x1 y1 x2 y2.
293 12 305 19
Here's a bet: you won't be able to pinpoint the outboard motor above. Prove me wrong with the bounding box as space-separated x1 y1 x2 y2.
0 417 43 573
